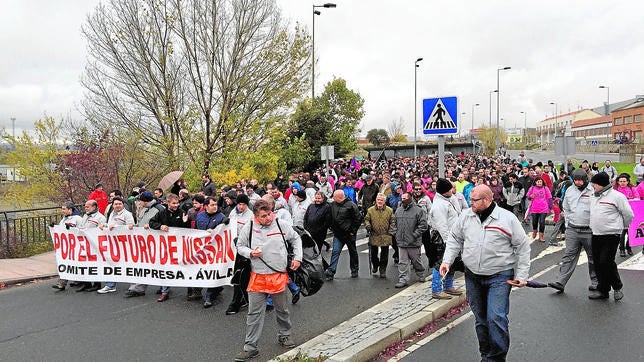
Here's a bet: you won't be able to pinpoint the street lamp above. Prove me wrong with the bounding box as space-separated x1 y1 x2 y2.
10 117 15 140
312 3 336 99
599 85 610 142
520 111 527 148
461 112 467 138
599 85 610 116
413 57 423 159
496 66 511 148
471 103 479 143
550 102 557 143
489 90 497 128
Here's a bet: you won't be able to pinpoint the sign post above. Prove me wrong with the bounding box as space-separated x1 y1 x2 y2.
423 96 458 178
321 145 334 178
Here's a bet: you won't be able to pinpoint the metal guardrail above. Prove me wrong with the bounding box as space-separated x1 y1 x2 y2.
0 206 69 258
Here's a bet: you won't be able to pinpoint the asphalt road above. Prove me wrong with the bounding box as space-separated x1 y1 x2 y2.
401 246 644 362
0 230 403 362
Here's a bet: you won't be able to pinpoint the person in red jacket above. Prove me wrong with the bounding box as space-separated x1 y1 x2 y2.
88 183 109 214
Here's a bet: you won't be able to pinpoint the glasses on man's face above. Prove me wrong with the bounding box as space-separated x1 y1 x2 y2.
470 197 484 203
414 188 422 191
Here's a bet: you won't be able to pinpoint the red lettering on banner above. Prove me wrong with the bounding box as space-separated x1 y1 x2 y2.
78 237 87 261
190 237 202 264
111 235 121 262
130 235 140 262
85 235 97 261
214 234 224 263
98 235 107 261
68 234 77 260
53 232 60 250
195 237 207 264
118 235 129 261
167 235 178 265
59 233 69 259
159 235 169 265
224 230 234 262
146 234 156 263
202 236 215 264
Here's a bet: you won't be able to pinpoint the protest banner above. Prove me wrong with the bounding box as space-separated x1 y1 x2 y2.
49 223 237 287
627 199 644 247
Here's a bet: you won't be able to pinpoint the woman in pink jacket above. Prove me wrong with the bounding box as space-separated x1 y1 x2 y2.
526 177 552 242
614 173 638 256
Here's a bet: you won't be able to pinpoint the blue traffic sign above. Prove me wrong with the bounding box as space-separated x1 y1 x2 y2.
423 97 458 135
591 140 599 147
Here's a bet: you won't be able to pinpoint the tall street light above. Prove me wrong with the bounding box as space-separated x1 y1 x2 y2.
520 111 527 148
10 117 16 140
489 90 497 128
599 85 610 115
550 102 558 143
413 57 423 159
599 85 610 142
312 3 336 100
496 66 511 148
471 103 479 143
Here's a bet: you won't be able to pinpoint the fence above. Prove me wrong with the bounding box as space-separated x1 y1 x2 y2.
0 206 67 258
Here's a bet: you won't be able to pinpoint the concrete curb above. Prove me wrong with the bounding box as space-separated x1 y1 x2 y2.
272 276 466 362
2 273 58 286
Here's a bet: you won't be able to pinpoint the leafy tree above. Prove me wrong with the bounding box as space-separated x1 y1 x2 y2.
366 129 390 146
287 78 365 171
476 126 507 155
81 0 310 173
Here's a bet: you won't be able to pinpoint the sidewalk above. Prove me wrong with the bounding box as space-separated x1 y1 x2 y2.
0 251 58 285
273 277 466 362
0 251 465 362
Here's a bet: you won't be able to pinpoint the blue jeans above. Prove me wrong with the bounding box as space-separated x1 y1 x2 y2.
465 268 514 362
432 268 454 293
326 235 359 275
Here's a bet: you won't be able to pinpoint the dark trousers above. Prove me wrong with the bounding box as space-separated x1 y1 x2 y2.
391 234 399 262
369 245 389 272
618 229 631 253
531 213 547 233
591 234 623 294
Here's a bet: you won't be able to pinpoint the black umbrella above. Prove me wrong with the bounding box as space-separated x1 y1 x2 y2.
506 280 548 288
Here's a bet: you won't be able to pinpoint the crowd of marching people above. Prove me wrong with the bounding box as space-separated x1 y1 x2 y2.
48 150 640 361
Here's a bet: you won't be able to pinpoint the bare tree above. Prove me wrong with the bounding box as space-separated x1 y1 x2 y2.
388 116 407 143
81 0 310 172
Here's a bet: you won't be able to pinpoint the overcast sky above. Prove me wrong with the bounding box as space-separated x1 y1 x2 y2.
2 0 643 138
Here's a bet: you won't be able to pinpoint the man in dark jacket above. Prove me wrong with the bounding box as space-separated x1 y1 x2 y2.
325 190 362 280
393 192 428 288
358 175 379 215
201 174 217 196
149 193 191 302
195 196 229 308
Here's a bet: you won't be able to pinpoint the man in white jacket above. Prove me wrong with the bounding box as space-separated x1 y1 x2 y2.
588 172 634 301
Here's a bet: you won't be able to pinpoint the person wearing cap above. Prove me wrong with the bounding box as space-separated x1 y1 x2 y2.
587 172 633 301
358 175 379 215
51 201 84 291
88 182 109 214
225 193 254 315
124 190 165 298
440 185 530 362
428 178 463 299
547 169 598 294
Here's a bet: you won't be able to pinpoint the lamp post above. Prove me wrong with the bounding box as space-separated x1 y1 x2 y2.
550 102 557 143
489 90 497 128
496 66 511 148
10 117 15 140
599 85 610 144
471 103 479 143
312 3 336 100
520 111 527 148
413 57 423 159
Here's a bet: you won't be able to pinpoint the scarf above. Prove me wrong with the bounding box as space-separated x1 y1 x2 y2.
594 183 612 197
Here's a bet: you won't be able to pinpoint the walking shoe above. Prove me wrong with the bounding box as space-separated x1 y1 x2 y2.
97 286 117 294
157 292 170 302
86 283 101 292
432 292 453 300
416 274 427 282
548 242 561 247
444 288 463 296
394 282 407 288
234 349 259 361
124 290 145 298
619 250 626 257
627 248 633 256
379 271 386 279
588 285 598 291
351 272 359 278
203 300 213 308
531 230 537 239
325 274 334 281
52 283 65 291
614 289 624 301
291 291 300 305
75 283 90 292
69 281 81 287
278 336 296 348
266 304 274 311
225 305 240 315
588 291 609 300
371 266 379 274
186 292 202 301
547 282 565 293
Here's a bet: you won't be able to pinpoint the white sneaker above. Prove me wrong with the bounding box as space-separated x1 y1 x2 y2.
97 286 117 294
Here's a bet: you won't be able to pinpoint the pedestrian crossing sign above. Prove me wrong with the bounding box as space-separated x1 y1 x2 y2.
423 96 458 135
